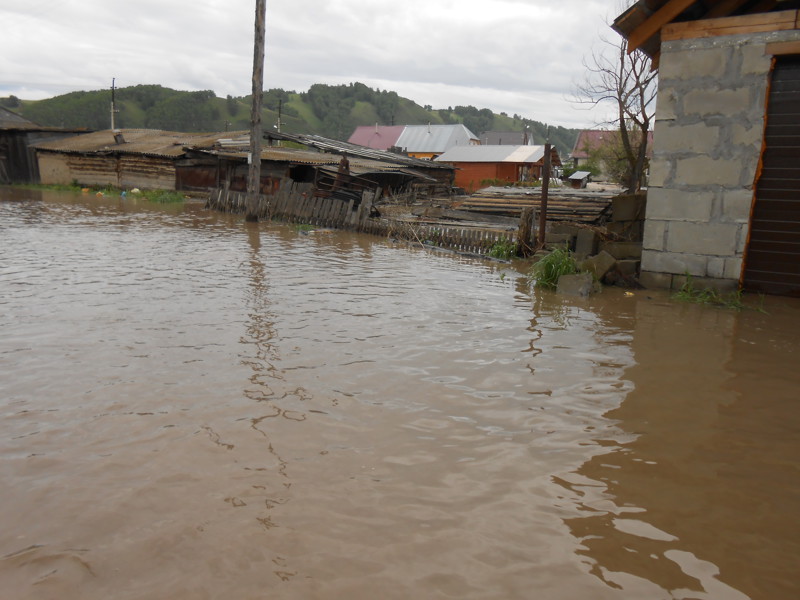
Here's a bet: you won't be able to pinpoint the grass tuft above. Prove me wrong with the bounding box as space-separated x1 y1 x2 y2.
528 247 579 289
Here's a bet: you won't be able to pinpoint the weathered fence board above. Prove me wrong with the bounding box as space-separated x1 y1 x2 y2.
207 181 518 257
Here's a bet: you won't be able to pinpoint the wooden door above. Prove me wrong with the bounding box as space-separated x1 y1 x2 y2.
744 55 800 296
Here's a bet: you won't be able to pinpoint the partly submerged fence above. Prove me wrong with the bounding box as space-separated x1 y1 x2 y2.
207 183 518 257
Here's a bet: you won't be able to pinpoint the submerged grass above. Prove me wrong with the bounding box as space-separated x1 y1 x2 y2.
144 190 185 204
528 247 580 289
673 274 766 312
486 237 518 260
11 182 185 203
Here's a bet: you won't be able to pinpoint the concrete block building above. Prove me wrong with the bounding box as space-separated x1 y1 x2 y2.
614 1 800 296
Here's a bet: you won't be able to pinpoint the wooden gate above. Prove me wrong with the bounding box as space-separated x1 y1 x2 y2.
744 55 800 296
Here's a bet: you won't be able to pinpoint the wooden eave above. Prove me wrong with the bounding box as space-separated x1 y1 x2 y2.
614 0 799 60
662 8 800 41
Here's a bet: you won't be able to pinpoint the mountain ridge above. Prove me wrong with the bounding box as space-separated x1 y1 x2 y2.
0 82 580 158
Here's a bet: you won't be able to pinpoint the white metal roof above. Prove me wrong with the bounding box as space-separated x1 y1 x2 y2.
435 145 546 163
395 124 477 153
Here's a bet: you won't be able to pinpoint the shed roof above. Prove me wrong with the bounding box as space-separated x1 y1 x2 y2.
395 124 478 153
34 129 238 158
435 145 548 164
347 125 405 150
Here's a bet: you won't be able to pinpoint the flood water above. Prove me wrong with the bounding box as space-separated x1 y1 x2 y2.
1 187 798 600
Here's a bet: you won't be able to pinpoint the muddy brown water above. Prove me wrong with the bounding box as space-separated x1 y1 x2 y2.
1 187 798 600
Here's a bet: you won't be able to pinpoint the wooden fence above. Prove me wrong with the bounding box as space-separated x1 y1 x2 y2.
207 182 519 257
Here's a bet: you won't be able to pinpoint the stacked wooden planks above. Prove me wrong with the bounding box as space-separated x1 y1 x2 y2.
453 189 613 224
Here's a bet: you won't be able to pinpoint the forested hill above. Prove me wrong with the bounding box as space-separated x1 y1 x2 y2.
1 82 579 158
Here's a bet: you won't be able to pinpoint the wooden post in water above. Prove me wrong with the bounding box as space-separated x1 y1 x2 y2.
246 0 266 222
517 207 535 257
536 141 552 249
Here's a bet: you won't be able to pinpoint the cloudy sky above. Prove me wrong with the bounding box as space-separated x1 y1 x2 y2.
0 0 628 129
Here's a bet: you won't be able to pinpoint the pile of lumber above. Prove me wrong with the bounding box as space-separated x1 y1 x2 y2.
453 189 613 224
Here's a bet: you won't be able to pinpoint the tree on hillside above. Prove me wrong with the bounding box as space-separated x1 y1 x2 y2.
146 90 219 131
574 35 657 192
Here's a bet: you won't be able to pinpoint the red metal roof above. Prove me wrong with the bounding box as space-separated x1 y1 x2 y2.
571 129 654 159
347 125 405 150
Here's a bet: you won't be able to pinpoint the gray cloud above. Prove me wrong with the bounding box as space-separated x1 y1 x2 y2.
0 0 622 128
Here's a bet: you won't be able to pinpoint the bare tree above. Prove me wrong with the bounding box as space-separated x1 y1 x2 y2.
574 35 657 192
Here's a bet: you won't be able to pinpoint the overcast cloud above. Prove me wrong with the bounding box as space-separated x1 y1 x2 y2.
0 0 624 129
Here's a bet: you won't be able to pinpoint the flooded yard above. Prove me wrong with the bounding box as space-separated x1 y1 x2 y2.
1 187 798 599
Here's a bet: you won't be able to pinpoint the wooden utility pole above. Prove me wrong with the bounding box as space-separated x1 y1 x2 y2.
246 0 266 222
110 78 119 130
536 137 552 250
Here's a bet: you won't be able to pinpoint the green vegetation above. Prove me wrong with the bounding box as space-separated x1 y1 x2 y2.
2 82 580 157
292 223 316 232
479 178 561 189
487 237 518 260
144 190 185 203
528 247 580 289
12 182 185 203
672 274 763 311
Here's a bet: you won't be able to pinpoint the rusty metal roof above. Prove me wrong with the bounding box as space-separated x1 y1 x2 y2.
265 131 455 171
33 129 242 158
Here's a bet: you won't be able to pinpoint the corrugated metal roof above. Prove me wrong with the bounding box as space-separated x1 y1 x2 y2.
194 145 424 174
395 124 478 153
265 131 454 171
34 129 243 158
435 145 546 163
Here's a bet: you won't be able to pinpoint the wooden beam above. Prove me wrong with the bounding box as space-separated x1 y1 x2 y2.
766 40 800 56
703 0 750 19
628 0 698 53
662 10 799 42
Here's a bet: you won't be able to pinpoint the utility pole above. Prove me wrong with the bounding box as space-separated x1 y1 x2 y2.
110 78 119 130
246 0 266 222
537 126 552 250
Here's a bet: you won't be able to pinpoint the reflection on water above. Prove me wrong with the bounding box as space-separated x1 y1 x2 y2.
0 187 798 599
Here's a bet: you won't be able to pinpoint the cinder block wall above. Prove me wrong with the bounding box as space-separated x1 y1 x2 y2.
641 30 798 291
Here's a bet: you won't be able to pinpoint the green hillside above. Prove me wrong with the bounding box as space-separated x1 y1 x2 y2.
1 82 579 157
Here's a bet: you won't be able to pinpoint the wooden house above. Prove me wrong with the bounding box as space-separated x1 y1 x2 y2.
435 145 561 193
613 0 800 296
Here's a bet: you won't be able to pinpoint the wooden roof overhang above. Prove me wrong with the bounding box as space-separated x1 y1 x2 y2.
613 0 800 68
